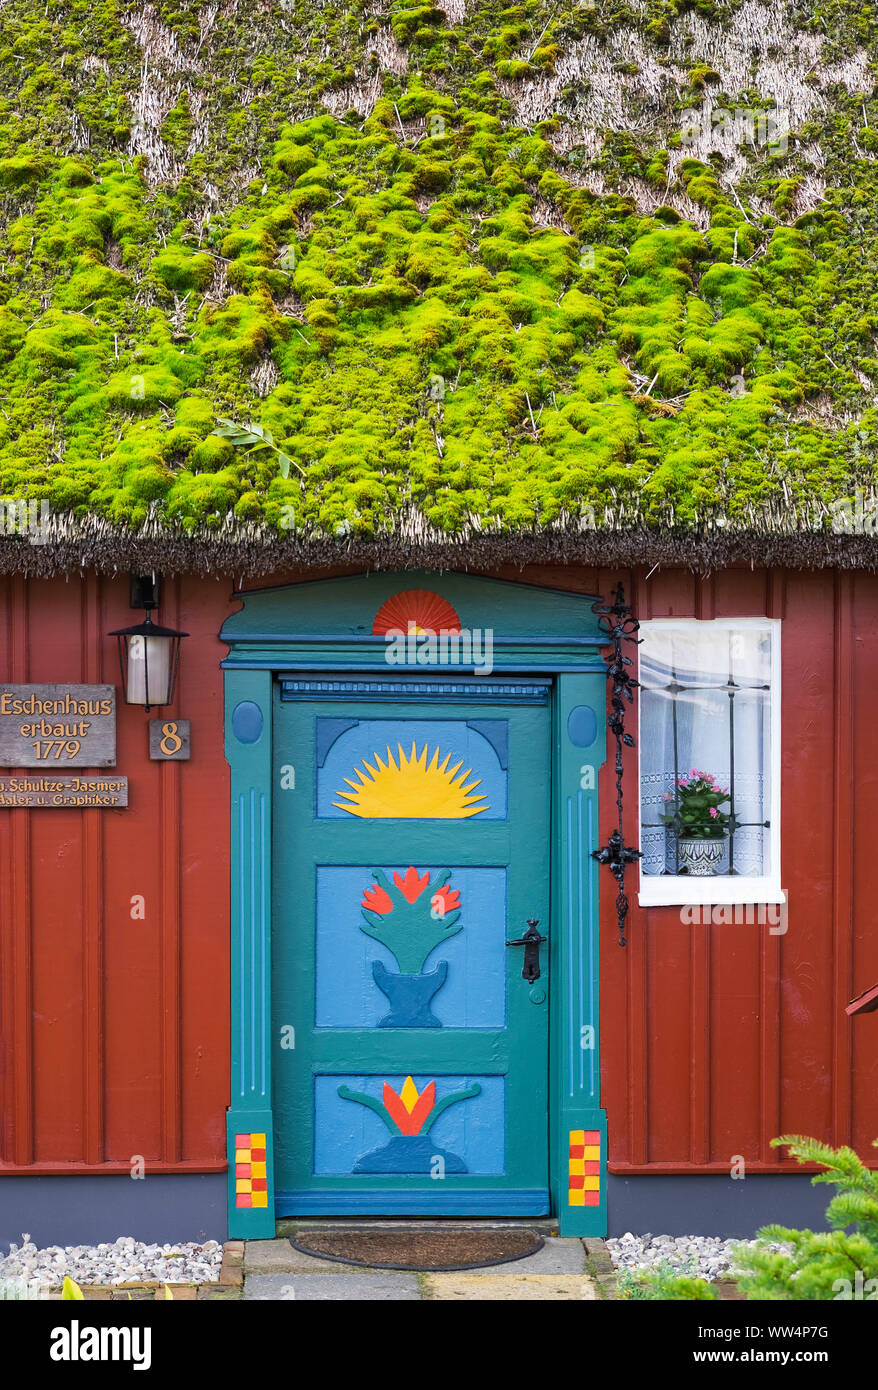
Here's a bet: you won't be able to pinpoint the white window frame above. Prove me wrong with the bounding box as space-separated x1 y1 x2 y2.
636 617 784 908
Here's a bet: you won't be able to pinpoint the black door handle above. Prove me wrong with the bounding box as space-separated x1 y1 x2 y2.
505 919 547 982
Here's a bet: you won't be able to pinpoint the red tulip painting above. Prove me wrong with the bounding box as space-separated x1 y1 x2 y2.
360 867 462 975
337 1075 481 1174
382 1077 436 1136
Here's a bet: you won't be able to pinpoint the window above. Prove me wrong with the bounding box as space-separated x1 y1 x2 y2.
637 619 782 906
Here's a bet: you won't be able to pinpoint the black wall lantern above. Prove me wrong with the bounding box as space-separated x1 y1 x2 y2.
109 575 188 713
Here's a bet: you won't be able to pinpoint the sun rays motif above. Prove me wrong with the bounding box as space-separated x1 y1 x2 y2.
333 742 490 819
372 590 461 637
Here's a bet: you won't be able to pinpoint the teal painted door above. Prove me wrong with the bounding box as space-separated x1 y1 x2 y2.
272 686 551 1215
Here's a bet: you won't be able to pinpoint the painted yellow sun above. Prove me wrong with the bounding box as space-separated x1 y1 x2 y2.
333 742 489 819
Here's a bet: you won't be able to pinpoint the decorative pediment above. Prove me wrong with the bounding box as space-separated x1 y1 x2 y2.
220 571 607 674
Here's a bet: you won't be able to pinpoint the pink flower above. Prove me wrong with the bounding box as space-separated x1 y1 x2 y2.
709 807 718 819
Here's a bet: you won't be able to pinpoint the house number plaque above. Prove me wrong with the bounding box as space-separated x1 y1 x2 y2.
0 684 116 767
149 719 191 761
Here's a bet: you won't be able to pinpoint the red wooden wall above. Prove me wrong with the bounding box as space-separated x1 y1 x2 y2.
592 566 878 1174
1 562 877 1177
0 571 232 1172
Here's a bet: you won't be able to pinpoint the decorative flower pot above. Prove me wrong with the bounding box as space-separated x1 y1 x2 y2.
372 959 448 1028
353 1133 467 1174
679 837 727 876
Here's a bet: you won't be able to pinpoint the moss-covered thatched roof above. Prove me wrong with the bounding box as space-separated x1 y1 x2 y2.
1 0 878 574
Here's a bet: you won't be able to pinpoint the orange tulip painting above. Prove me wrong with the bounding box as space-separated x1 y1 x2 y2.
360 867 462 976
337 1075 481 1174
382 1077 436 1136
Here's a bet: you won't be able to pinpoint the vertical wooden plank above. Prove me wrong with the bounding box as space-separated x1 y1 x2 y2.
179 574 231 1164
832 571 854 1146
81 571 105 1166
760 570 785 1162
693 570 715 621
9 574 33 1164
850 573 878 1153
689 923 711 1165
778 573 834 1142
160 575 183 1164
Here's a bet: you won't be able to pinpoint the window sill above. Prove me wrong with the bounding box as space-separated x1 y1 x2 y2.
638 876 786 908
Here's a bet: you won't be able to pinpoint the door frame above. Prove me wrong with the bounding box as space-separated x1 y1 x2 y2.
220 571 609 1239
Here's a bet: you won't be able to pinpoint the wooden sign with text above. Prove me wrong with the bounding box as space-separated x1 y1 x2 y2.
0 684 116 767
0 775 128 808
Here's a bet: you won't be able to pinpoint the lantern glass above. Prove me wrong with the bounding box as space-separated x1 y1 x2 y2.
125 632 172 707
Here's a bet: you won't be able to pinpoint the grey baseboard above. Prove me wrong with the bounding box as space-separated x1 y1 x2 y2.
0 1175 227 1251
607 1173 831 1237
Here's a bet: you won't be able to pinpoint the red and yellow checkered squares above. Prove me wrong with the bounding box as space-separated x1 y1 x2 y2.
568 1129 600 1207
234 1132 268 1208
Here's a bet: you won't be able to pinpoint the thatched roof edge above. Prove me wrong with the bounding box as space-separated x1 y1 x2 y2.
2 516 878 579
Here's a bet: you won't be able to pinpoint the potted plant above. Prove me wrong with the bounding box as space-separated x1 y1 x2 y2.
659 770 736 875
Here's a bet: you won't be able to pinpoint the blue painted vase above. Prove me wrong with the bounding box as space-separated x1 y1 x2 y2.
353 1134 467 1174
372 959 448 1028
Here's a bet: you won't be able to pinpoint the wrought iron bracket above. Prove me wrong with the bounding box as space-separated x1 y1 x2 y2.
591 584 642 946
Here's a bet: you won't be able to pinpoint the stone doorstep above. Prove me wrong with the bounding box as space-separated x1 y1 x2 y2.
275 1217 560 1236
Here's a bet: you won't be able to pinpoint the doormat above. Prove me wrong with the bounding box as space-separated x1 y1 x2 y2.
290 1227 544 1272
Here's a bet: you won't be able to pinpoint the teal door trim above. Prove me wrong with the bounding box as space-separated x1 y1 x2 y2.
222 572 608 1238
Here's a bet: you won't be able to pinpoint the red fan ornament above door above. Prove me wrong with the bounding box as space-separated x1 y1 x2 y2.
372 590 461 636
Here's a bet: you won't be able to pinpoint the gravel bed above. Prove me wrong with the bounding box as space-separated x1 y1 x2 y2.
607 1232 779 1282
0 1234 223 1291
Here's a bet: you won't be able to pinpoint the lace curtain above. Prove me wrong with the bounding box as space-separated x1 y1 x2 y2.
639 624 773 878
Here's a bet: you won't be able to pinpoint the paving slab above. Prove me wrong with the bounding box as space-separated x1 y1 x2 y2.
422 1273 598 1301
244 1272 422 1301
244 1238 362 1276
464 1237 587 1275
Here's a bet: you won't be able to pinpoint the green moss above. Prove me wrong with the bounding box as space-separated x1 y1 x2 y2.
0 152 46 187
0 0 873 539
153 245 215 294
190 433 234 471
